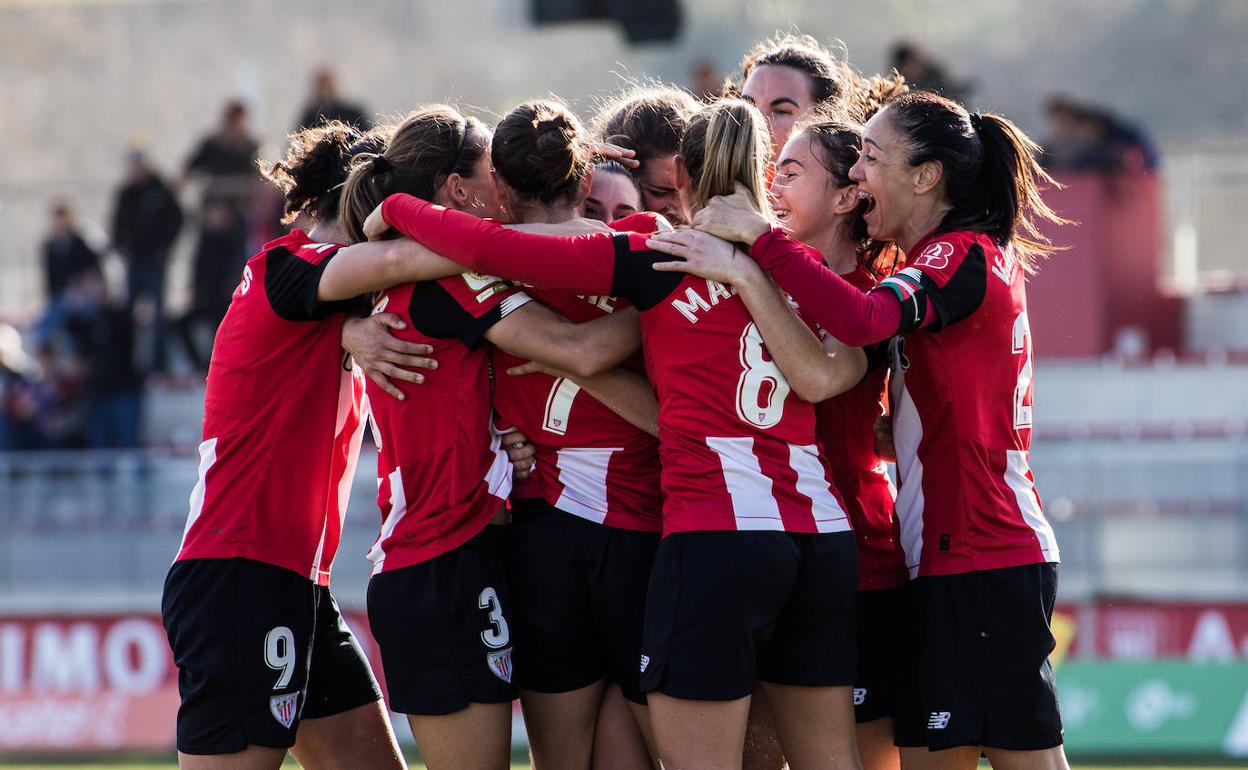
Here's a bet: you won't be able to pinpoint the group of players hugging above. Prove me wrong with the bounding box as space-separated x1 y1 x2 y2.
161 31 1068 770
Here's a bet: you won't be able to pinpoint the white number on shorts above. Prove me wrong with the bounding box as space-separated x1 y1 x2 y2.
1011 311 1034 430
735 322 790 429
478 587 510 649
264 626 296 690
542 377 581 436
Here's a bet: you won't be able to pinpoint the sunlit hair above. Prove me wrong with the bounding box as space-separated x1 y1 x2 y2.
339 104 489 244
883 91 1068 271
731 33 846 106
492 100 593 209
259 120 372 225
680 99 773 219
594 84 700 171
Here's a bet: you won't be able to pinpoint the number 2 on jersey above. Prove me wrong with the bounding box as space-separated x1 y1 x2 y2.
1012 311 1033 429
543 377 581 436
736 322 790 429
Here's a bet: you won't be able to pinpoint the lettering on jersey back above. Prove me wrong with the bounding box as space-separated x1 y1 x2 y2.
670 279 738 323
577 294 618 313
991 246 1017 286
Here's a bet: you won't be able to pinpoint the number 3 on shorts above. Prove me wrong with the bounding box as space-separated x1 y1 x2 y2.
264 626 296 690
479 587 510 649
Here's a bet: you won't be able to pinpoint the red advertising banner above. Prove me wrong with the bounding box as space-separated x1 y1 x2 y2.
0 610 380 752
1089 601 1248 661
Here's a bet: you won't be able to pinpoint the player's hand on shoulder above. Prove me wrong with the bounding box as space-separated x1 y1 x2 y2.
648 229 756 286
692 183 772 247
342 313 437 400
363 203 391 241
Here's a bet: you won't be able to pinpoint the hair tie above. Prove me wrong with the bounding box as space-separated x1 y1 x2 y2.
371 155 392 173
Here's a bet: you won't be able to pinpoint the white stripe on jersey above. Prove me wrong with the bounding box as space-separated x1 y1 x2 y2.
542 378 581 437
891 376 927 580
787 443 851 533
705 436 785 531
368 466 407 575
484 421 515 502
552 447 620 525
499 292 533 318
179 437 219 553
311 368 369 583
1005 450 1060 563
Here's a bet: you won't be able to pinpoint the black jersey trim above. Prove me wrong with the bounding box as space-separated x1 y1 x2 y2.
609 233 684 311
264 247 352 322
920 243 988 331
407 281 503 350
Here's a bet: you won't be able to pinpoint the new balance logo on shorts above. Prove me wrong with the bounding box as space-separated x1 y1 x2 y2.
928 711 952 730
639 654 650 673
853 687 867 706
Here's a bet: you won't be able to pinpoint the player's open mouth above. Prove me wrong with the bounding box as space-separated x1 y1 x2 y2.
858 191 877 215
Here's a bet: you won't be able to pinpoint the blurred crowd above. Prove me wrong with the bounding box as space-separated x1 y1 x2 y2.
1 47 1157 452
0 69 370 451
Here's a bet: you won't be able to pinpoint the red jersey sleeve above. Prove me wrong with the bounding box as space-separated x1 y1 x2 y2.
380 194 617 295
264 239 353 322
749 228 907 346
405 272 532 350
875 232 987 333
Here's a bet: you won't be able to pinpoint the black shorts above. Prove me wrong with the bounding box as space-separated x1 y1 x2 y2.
506 498 659 704
854 585 907 724
894 562 1063 751
639 530 857 701
161 558 381 755
367 524 518 715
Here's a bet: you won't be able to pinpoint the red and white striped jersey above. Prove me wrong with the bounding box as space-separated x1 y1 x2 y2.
814 265 906 590
176 230 365 586
365 273 531 574
492 212 663 533
379 194 852 537
875 230 1059 578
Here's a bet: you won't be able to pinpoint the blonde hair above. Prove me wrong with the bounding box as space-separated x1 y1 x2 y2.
679 99 773 219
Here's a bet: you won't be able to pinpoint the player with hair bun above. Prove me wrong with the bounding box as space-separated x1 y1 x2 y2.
161 120 434 770
366 98 867 770
327 104 652 770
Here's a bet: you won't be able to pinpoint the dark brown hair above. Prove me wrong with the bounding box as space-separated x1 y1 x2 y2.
259 120 370 225
595 84 700 169
593 159 643 200
792 109 896 275
492 100 592 207
680 99 772 216
339 105 489 244
884 91 1068 270
734 33 846 107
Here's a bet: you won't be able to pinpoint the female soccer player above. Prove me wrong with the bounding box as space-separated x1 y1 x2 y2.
325 104 650 770
464 98 664 770
732 34 849 160
162 120 422 770
659 91 1069 770
595 84 700 225
366 99 867 770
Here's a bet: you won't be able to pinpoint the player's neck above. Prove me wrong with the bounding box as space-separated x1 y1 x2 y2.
308 220 347 245
898 200 953 254
516 202 578 225
807 223 858 276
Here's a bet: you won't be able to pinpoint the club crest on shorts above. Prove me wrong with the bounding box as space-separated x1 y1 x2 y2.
487 647 513 683
270 693 299 729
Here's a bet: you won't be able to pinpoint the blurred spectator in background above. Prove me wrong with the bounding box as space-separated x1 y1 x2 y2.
111 150 183 373
60 268 143 449
1043 95 1158 173
0 323 41 450
180 100 258 371
41 201 101 305
296 67 370 130
890 41 972 103
689 57 723 101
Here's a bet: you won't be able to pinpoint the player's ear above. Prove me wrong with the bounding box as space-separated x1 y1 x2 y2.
832 184 859 216
674 154 689 191
913 159 943 196
442 172 468 207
